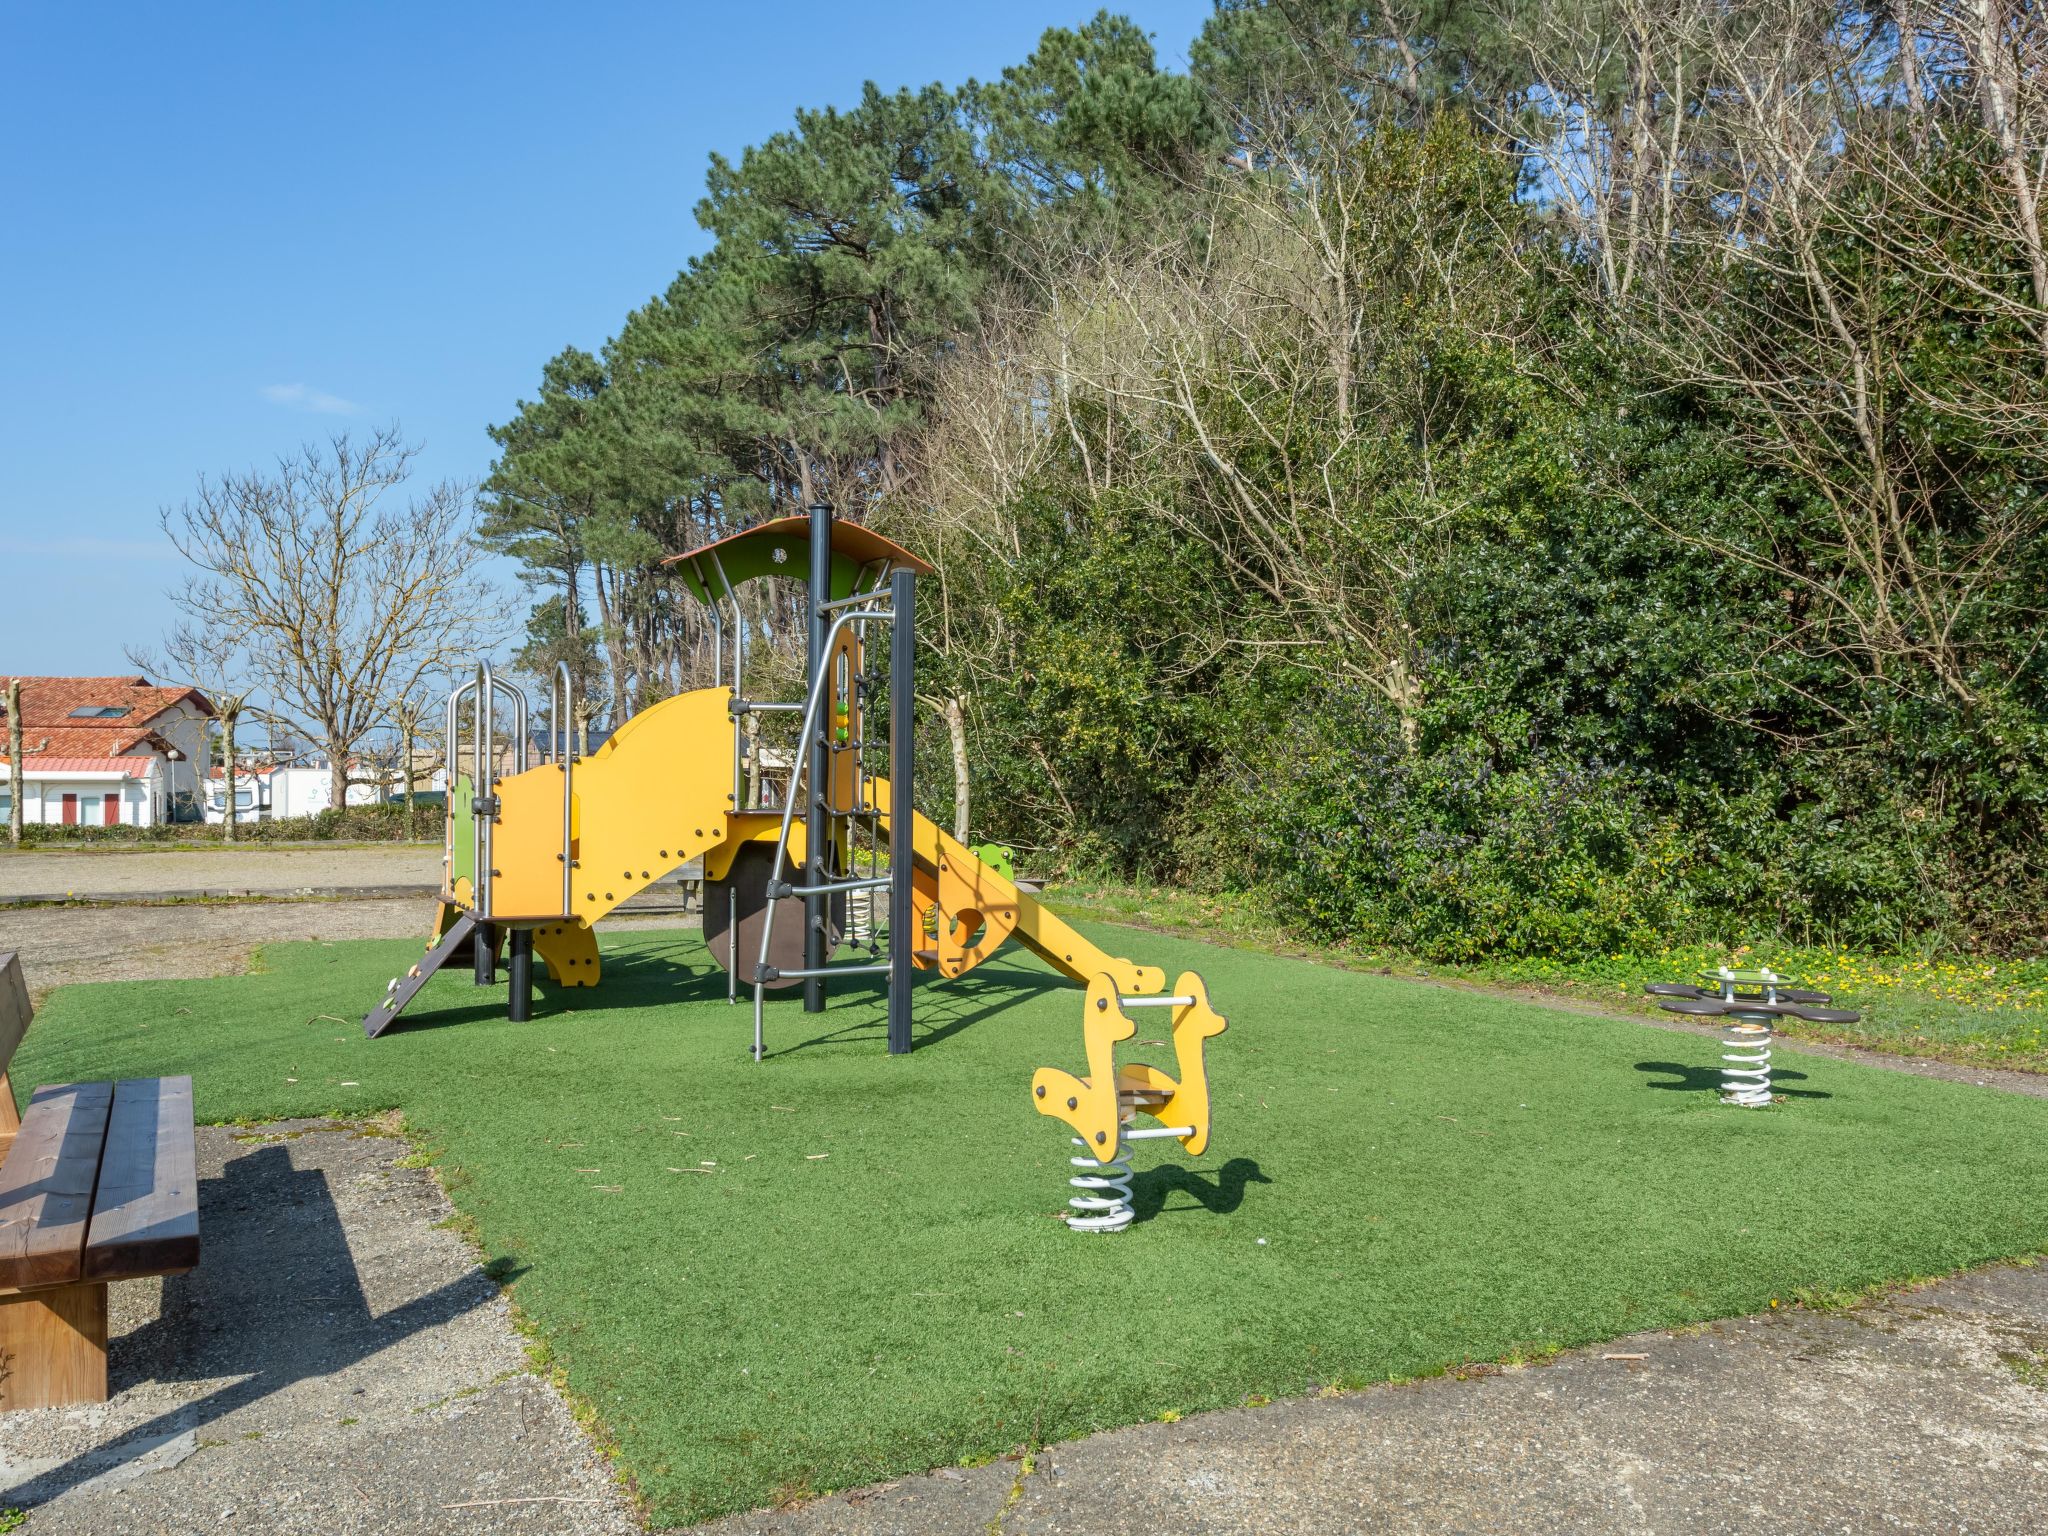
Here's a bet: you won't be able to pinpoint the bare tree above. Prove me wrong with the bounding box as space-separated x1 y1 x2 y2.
159 427 502 808
1612 2 2048 716
128 624 258 840
384 690 435 824
5 679 23 847
1494 0 1713 303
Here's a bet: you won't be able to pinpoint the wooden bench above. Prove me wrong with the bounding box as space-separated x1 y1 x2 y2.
0 951 199 1410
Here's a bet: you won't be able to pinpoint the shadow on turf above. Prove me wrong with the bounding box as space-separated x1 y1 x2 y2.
1633 1060 1831 1099
0 1141 517 1512
381 933 726 1034
762 960 1074 1058
387 935 1076 1055
1132 1157 1271 1222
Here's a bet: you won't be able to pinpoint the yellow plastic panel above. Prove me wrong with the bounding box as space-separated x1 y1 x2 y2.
826 627 860 814
865 777 1164 992
566 688 737 924
704 816 793 881
1031 975 1134 1163
533 920 601 987
934 844 1020 978
1126 971 1227 1155
490 762 573 918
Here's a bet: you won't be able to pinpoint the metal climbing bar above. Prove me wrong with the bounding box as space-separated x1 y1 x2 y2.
749 598 896 1059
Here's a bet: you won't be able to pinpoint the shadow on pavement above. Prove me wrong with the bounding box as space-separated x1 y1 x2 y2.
4 1142 506 1510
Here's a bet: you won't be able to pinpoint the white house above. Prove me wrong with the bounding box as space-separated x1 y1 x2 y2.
0 675 215 827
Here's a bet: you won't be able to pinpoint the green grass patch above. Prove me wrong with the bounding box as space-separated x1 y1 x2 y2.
1050 881 2048 1074
22 925 2048 1523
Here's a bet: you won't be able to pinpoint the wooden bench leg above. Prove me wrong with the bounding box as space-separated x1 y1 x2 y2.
0 1283 108 1410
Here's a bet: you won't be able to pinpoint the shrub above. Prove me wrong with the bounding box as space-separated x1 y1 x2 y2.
17 802 439 846
1230 696 1696 962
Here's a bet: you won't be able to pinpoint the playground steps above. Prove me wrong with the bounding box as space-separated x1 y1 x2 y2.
363 912 483 1039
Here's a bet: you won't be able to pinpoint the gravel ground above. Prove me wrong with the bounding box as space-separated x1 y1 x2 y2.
0 846 444 903
1 894 697 1001
1 897 439 997
0 1118 640 1535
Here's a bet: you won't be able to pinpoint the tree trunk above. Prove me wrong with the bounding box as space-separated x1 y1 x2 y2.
329 739 349 817
1388 655 1421 756
1896 2 1929 153
1972 0 2048 355
6 680 22 848
592 563 630 726
943 695 970 843
401 719 416 832
744 711 762 808
222 712 238 843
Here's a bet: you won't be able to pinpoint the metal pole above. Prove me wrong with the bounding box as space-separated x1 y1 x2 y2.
888 569 916 1054
804 505 832 1015
556 661 574 918
473 663 496 986
475 661 493 926
507 930 533 1020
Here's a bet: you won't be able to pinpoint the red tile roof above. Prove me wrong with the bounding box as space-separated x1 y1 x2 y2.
0 675 213 731
0 676 211 772
2 724 184 760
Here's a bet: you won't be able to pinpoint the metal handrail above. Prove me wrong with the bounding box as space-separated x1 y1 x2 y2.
473 663 492 919
553 660 575 916
773 873 892 899
443 675 478 901
751 604 894 1059
463 662 530 922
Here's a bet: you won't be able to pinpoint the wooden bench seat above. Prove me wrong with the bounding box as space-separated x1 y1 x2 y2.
0 952 199 1410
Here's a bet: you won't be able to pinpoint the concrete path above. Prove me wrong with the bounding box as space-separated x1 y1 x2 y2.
690 1262 2048 1535
0 845 443 903
0 1119 639 1535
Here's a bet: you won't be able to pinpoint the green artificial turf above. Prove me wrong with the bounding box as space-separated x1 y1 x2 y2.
23 926 2048 1523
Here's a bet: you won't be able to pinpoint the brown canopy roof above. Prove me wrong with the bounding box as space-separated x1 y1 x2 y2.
663 515 932 605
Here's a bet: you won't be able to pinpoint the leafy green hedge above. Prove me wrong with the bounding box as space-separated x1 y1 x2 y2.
1230 696 1694 963
17 803 440 846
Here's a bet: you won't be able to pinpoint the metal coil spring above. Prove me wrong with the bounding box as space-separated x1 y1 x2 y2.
1065 1137 1134 1233
1721 1018 1774 1107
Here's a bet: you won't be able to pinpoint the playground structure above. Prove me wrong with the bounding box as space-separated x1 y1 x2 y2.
361 509 1224 1230
1647 969 1860 1106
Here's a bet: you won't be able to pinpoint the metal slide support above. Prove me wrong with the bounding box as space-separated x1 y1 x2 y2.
887 568 915 1055
803 505 833 1015
507 931 534 1021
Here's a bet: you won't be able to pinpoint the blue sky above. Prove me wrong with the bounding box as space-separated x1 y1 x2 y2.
0 1 1211 676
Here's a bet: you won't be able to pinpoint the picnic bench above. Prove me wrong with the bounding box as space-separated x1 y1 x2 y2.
0 951 199 1410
